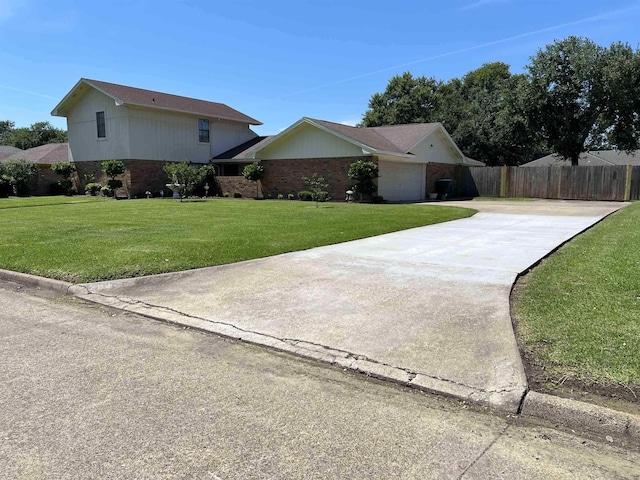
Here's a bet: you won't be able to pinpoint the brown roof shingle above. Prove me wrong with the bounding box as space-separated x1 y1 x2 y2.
55 78 262 125
523 150 640 167
3 143 69 164
308 119 439 154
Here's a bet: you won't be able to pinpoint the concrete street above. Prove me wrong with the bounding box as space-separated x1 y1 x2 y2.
73 200 625 411
1 281 639 479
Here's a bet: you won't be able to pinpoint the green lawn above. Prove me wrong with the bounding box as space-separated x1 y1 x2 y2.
0 196 104 209
0 197 474 283
513 202 640 388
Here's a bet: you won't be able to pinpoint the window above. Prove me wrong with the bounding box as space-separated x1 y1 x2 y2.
96 111 106 138
199 119 210 143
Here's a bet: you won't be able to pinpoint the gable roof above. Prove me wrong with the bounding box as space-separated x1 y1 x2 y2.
2 143 69 164
523 150 640 167
245 117 461 160
213 136 272 160
52 78 262 125
0 145 23 161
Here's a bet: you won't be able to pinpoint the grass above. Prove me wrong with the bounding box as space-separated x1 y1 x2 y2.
472 196 534 201
513 202 640 388
0 197 474 283
0 196 104 209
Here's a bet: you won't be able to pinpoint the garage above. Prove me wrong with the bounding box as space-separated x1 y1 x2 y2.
377 161 425 202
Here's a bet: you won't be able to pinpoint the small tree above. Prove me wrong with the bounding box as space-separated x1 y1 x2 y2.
163 160 207 201
348 160 379 202
0 159 38 196
51 161 76 195
302 173 330 208
101 160 125 197
242 161 265 198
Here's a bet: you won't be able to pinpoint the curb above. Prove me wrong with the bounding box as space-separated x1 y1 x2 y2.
521 390 639 444
4 269 639 445
0 269 75 295
70 290 525 413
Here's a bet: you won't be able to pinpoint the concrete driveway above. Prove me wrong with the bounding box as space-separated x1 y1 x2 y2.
73 200 626 412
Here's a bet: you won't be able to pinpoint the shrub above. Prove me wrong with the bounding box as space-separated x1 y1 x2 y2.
100 186 112 197
85 183 102 196
277 194 284 200
313 191 330 202
223 192 230 197
372 195 385 204
101 160 125 197
287 193 295 200
348 160 379 201
233 191 242 198
243 161 265 198
298 190 313 201
0 159 38 196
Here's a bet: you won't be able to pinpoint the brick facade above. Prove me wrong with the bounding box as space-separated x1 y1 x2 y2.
259 155 374 201
216 177 258 198
425 163 457 197
73 159 170 198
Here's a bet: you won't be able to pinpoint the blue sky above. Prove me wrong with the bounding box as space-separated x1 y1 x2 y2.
2 0 640 136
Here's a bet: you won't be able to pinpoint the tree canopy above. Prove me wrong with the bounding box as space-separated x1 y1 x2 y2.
0 121 68 150
361 36 640 166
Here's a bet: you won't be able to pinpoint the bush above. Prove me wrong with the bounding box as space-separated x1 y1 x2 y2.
0 159 38 196
277 194 284 200
233 191 242 198
298 191 313 201
288 193 295 200
372 195 385 204
100 186 112 197
313 191 330 202
223 192 230 197
85 183 102 196
348 160 379 201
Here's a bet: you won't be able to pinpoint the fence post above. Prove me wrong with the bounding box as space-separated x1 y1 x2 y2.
557 167 563 199
624 165 632 201
500 166 507 198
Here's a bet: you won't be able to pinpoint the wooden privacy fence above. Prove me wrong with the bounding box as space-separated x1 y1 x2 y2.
457 165 640 201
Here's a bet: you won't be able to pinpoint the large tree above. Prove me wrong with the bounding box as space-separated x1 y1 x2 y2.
0 121 67 149
361 64 542 165
525 36 640 165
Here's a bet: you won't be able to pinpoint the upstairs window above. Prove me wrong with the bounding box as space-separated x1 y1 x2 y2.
96 111 106 138
199 119 210 143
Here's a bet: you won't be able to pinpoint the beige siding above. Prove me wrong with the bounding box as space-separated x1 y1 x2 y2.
211 121 258 157
410 130 463 164
258 123 363 159
66 88 131 162
127 106 211 163
67 87 257 164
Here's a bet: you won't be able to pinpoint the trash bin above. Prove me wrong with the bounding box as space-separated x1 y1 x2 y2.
435 179 455 200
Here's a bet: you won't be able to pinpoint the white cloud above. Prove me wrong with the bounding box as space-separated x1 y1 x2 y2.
338 119 359 127
460 0 509 11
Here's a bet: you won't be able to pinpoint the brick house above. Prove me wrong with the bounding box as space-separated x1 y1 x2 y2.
51 78 262 197
214 117 474 201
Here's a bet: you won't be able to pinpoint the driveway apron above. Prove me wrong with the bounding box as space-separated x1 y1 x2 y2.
76 200 625 412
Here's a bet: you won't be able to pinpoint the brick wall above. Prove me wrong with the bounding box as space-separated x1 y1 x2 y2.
73 160 171 198
31 165 64 196
260 155 374 201
426 163 457 197
216 177 258 198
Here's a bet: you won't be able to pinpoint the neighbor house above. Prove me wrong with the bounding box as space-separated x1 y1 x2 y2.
523 150 640 167
51 78 262 197
214 117 468 202
2 143 69 195
0 145 23 161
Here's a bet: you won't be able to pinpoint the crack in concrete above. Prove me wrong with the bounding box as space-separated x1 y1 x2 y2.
82 291 522 402
457 423 512 479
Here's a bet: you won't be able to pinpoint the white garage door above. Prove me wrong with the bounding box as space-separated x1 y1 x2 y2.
377 161 425 202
